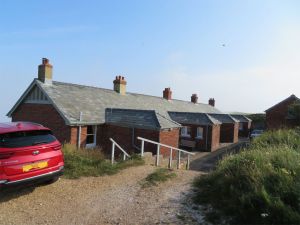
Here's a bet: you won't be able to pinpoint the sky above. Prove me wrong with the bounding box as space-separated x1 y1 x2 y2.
1 0 300 121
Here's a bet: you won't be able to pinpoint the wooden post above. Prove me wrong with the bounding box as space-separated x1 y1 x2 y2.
177 151 181 169
123 153 126 161
141 140 145 157
186 154 190 170
168 148 173 168
111 142 115 164
156 145 160 166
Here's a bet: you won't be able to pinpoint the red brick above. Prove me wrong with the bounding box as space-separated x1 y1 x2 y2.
266 97 298 129
12 103 71 144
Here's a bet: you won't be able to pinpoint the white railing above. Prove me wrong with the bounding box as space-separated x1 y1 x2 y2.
110 138 131 164
137 137 195 170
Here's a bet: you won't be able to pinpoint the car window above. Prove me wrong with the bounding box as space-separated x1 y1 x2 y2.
0 130 56 148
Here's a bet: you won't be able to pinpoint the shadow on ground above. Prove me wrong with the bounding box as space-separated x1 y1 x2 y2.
0 182 50 203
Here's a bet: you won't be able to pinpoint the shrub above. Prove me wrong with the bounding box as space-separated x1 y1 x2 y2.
141 168 176 188
251 128 300 152
193 130 300 224
62 144 144 179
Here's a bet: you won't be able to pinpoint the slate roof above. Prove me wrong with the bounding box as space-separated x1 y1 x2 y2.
209 114 239 124
265 95 300 112
105 108 181 130
168 112 222 125
230 114 252 123
8 79 222 127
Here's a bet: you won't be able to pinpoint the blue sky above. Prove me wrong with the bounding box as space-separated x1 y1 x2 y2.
1 0 300 121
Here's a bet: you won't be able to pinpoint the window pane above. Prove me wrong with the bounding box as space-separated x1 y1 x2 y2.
181 127 186 135
86 135 94 144
187 127 191 136
239 123 243 130
87 126 94 135
0 130 56 148
197 127 203 138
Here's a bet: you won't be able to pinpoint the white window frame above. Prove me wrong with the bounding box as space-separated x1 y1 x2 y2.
196 127 204 139
181 126 191 137
85 125 97 149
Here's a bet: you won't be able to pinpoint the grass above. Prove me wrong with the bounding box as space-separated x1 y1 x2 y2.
193 128 300 225
62 144 144 179
251 128 300 151
141 168 177 188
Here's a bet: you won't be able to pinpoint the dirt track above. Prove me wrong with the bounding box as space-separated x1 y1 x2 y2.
0 165 204 225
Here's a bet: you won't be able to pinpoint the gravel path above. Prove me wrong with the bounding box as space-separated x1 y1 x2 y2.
0 165 203 225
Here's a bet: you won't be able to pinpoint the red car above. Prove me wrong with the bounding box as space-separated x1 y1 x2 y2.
0 122 64 188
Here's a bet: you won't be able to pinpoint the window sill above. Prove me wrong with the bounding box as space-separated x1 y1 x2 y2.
85 143 96 149
180 135 191 138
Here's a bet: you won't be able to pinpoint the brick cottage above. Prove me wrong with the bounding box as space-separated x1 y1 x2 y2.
266 94 300 129
7 58 251 156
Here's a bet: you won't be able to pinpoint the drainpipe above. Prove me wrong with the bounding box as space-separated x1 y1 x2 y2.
77 112 83 149
206 125 208 151
131 128 140 151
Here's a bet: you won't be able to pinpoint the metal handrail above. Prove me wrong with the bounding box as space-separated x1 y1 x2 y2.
137 137 195 156
110 138 131 164
137 137 194 169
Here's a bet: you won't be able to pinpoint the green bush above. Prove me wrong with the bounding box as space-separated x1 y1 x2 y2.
141 168 176 188
62 144 144 179
193 129 300 224
251 129 300 151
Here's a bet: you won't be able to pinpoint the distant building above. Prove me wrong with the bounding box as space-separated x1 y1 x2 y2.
265 95 300 129
7 58 251 155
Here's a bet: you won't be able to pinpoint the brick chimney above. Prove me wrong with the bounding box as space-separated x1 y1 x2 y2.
38 58 53 85
113 76 127 95
191 94 198 104
163 88 172 100
209 98 215 107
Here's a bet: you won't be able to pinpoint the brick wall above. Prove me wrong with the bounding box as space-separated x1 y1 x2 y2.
211 124 221 151
233 123 239 143
96 125 180 157
70 126 87 147
98 124 160 156
11 103 71 144
159 128 180 157
178 124 220 152
220 123 239 143
266 98 298 129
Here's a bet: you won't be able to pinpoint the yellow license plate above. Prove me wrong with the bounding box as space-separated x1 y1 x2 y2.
23 161 48 172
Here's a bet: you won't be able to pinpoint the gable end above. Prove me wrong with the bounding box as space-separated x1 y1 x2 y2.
24 85 50 104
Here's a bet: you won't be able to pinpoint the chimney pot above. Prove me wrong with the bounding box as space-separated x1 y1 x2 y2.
191 94 198 103
163 87 172 100
42 58 49 65
209 98 215 107
113 75 127 95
